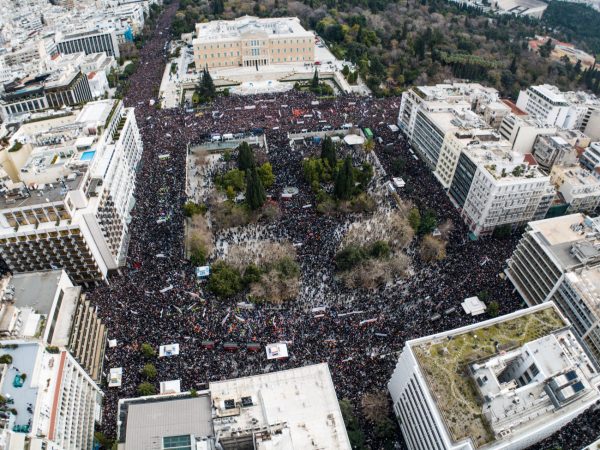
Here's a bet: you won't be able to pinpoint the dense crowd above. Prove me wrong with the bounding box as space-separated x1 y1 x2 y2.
84 3 600 449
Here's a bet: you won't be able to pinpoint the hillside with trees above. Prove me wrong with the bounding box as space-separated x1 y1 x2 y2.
542 1 600 55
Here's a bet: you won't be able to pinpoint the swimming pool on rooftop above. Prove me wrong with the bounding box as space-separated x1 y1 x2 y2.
80 150 96 161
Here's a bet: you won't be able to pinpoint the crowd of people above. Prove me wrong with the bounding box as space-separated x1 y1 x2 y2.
85 3 600 449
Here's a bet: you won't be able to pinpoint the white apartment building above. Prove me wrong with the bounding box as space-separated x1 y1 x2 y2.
388 303 600 450
498 112 557 154
531 134 577 171
581 142 600 172
193 16 315 70
550 165 600 213
435 129 504 189
448 145 553 236
506 214 600 361
398 82 500 141
516 85 571 127
516 85 600 131
531 129 590 172
0 342 103 450
0 99 142 285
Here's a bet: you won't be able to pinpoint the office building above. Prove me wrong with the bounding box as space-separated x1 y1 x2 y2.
193 16 315 70
448 144 553 236
117 363 351 450
506 214 600 361
56 29 120 58
516 85 600 131
550 165 600 213
388 303 600 450
0 100 142 285
0 341 103 449
0 269 107 382
0 71 93 121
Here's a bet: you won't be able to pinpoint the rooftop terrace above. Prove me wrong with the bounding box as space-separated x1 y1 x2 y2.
412 306 565 448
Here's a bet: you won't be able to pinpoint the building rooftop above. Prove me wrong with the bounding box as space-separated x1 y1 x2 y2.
120 395 213 450
411 304 568 448
414 83 499 103
11 270 63 314
552 165 600 188
466 143 548 181
0 342 62 436
530 85 569 106
195 16 312 43
117 363 351 450
209 363 351 450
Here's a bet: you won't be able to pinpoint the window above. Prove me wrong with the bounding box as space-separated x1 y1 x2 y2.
163 435 192 450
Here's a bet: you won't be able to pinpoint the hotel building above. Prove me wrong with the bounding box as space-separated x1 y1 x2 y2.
0 99 142 285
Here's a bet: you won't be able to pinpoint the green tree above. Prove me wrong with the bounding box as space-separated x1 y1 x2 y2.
539 38 554 58
142 363 157 380
137 382 156 396
0 354 12 364
208 261 242 297
320 136 337 168
408 208 421 231
334 156 355 201
94 432 115 450
369 240 390 259
140 343 156 359
257 162 275 188
195 68 216 103
335 246 366 271
218 169 246 192
419 209 437 235
311 69 320 89
355 162 373 189
245 167 266 210
183 201 206 217
237 142 256 171
488 301 500 317
211 0 224 15
509 55 517 74
243 264 262 286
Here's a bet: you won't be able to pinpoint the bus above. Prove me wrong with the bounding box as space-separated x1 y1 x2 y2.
363 128 374 140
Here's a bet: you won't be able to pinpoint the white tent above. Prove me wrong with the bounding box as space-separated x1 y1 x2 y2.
160 379 181 394
266 343 289 360
108 367 123 387
159 343 180 357
462 296 487 316
343 134 365 146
